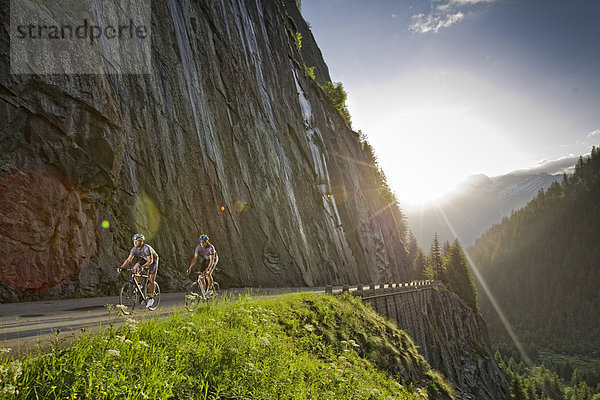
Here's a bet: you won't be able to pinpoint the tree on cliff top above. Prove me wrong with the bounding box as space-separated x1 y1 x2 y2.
426 233 443 279
444 240 478 312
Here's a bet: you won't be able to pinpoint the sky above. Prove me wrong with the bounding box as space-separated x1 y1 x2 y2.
301 0 600 209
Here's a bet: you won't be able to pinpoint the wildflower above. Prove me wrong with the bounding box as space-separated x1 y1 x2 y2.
348 339 360 348
0 348 11 353
107 349 120 357
137 341 150 348
115 304 128 313
1 360 23 382
260 336 270 346
1 384 16 395
304 324 315 332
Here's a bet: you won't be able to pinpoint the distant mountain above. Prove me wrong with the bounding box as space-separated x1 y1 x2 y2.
406 169 570 247
468 147 600 355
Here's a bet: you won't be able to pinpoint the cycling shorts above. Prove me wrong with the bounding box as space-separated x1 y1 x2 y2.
147 258 159 275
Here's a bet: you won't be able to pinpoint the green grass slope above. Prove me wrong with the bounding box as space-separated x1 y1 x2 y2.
0 293 454 399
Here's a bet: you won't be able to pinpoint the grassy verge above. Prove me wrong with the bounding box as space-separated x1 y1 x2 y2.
0 293 453 399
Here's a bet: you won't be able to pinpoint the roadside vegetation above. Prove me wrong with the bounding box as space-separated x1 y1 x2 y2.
0 293 453 399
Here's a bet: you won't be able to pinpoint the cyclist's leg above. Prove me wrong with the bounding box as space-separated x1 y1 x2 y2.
133 263 142 286
199 259 209 297
148 260 158 297
207 257 218 290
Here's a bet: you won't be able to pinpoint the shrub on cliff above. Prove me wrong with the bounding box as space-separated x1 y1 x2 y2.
320 80 352 128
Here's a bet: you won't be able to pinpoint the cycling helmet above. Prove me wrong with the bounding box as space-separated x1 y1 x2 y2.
132 233 145 241
198 234 209 242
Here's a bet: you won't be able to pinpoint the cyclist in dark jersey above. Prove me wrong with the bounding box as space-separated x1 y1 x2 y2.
118 233 159 308
186 234 218 296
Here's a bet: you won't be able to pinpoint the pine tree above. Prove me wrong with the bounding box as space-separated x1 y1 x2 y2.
413 248 427 280
428 233 443 280
445 239 478 312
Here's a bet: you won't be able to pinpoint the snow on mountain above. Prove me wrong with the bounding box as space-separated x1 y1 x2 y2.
406 171 564 247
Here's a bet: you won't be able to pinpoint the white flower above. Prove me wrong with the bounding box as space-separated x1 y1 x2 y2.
107 349 120 357
260 336 270 346
304 324 315 332
137 341 150 348
0 348 11 353
2 384 16 395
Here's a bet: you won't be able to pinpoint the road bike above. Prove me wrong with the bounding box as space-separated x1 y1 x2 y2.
118 266 161 315
185 270 219 311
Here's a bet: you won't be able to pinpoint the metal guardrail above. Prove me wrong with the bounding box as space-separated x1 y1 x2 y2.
324 281 442 299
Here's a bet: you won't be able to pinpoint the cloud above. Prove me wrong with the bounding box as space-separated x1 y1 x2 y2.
409 0 495 33
586 129 600 140
576 129 600 146
409 12 465 33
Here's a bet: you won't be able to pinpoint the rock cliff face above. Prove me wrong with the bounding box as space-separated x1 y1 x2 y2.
365 287 510 399
0 0 409 300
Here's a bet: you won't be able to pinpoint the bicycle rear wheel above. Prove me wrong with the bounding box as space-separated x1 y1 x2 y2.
185 282 204 312
119 281 138 315
146 282 160 311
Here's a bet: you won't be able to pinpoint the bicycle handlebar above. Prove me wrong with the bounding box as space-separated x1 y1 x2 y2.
117 266 150 276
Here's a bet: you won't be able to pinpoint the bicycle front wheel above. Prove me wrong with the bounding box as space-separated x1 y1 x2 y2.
147 282 160 311
119 281 138 315
185 282 203 312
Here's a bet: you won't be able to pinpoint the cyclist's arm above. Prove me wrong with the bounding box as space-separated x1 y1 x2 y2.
141 252 153 269
187 254 198 273
120 253 134 270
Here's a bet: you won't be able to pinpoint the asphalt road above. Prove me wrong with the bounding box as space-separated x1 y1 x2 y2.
0 287 327 355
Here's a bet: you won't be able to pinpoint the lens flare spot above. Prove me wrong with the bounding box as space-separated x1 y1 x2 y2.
234 200 249 213
134 193 161 239
101 220 110 229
